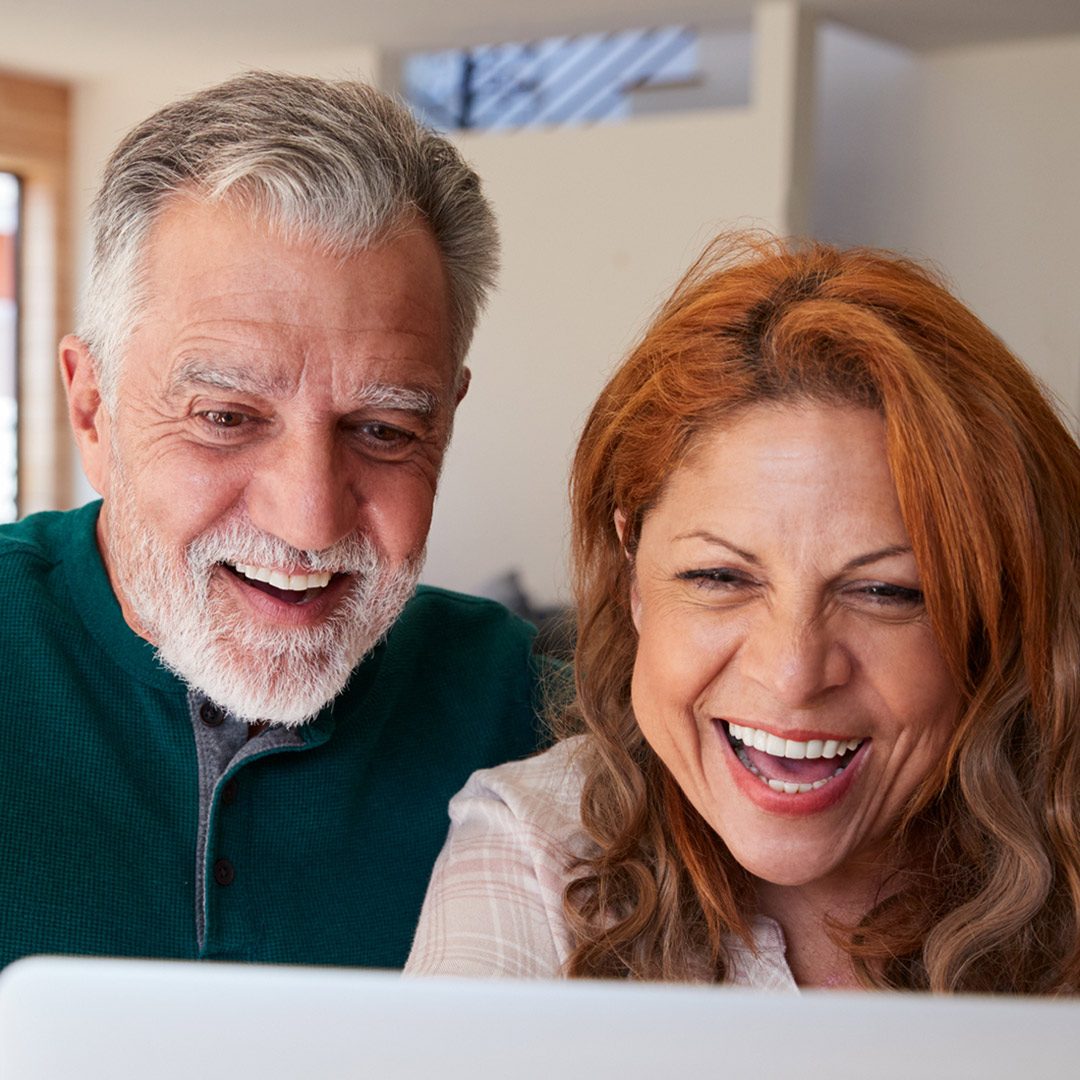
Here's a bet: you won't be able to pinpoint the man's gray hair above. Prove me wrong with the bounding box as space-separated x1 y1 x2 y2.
80 70 499 408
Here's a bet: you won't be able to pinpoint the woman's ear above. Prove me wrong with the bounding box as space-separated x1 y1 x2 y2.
613 509 642 631
614 508 628 549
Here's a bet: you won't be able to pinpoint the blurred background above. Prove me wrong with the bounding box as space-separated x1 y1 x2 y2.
0 0 1077 610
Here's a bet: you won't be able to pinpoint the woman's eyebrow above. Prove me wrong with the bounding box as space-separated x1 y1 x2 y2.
842 545 913 572
672 531 761 566
672 533 913 574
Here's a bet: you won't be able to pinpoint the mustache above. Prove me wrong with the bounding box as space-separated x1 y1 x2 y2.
184 513 382 577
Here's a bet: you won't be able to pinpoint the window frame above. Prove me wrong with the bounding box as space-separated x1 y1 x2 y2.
0 69 72 517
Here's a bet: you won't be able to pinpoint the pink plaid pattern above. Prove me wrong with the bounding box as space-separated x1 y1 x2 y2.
405 738 798 991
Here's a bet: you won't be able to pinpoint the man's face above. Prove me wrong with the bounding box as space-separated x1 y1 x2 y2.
67 197 458 724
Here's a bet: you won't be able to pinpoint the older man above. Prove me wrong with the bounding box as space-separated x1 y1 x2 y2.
0 73 545 969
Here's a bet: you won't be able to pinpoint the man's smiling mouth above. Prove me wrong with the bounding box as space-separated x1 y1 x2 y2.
724 721 866 794
224 562 342 605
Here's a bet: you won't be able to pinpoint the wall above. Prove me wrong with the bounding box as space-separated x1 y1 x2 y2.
424 1 816 604
813 23 918 250
814 27 1080 424
425 111 783 605
904 35 1080 422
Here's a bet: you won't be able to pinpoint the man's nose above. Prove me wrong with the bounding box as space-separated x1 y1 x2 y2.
738 605 852 709
245 430 359 554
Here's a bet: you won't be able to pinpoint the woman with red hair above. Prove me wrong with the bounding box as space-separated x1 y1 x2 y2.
406 235 1080 992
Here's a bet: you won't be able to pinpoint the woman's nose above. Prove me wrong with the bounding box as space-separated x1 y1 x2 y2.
738 606 853 708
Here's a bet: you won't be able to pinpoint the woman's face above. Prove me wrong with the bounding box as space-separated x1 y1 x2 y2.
625 403 960 893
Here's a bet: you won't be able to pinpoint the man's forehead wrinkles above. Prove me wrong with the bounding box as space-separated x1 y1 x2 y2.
177 295 445 340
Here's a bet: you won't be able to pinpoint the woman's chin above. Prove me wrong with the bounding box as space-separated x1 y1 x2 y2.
725 837 848 890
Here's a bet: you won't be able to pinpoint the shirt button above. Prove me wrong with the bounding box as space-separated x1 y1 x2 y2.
200 701 224 727
221 779 239 806
213 859 235 887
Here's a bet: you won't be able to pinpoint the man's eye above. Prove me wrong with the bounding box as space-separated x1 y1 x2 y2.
360 423 414 446
201 411 247 428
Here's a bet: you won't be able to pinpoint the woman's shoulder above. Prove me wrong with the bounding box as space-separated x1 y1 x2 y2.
405 739 590 977
450 736 589 841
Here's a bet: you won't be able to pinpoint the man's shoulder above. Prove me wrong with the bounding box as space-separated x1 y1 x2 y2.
391 584 539 653
0 504 98 578
365 585 554 725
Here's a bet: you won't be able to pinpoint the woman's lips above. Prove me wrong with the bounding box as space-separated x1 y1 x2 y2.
719 719 868 799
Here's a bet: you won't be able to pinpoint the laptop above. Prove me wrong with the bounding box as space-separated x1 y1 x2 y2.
0 954 1075 1079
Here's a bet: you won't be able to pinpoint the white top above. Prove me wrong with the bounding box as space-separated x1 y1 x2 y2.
405 738 798 990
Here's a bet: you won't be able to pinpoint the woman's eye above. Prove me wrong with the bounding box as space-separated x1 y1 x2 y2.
856 582 924 606
677 568 752 591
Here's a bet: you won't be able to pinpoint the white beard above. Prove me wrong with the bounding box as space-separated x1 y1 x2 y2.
105 472 421 727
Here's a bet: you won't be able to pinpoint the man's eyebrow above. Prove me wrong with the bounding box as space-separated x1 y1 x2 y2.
350 382 443 416
166 359 443 415
166 360 290 398
672 532 913 573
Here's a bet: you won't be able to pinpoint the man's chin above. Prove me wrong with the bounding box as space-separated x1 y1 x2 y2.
155 625 383 726
153 572 420 726
105 479 424 725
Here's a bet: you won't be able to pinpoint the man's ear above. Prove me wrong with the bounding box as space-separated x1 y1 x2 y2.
454 366 471 406
59 335 109 495
613 509 642 632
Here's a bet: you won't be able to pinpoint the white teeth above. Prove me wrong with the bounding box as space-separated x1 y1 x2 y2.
232 563 333 591
727 722 863 762
733 742 848 795
766 777 819 795
765 733 786 756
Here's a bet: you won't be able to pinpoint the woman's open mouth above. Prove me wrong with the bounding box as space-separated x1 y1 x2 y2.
724 721 866 795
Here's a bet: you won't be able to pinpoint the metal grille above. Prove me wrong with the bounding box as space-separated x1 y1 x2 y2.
405 26 698 131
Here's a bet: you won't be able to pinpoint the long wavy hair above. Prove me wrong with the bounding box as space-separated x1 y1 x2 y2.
561 234 1080 992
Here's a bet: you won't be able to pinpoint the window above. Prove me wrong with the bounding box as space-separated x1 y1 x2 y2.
0 172 17 522
0 69 71 517
404 26 701 131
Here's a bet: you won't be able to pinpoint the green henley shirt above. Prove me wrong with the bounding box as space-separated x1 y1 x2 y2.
0 502 547 969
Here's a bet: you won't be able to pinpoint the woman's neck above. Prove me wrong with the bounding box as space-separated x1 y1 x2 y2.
755 868 890 990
